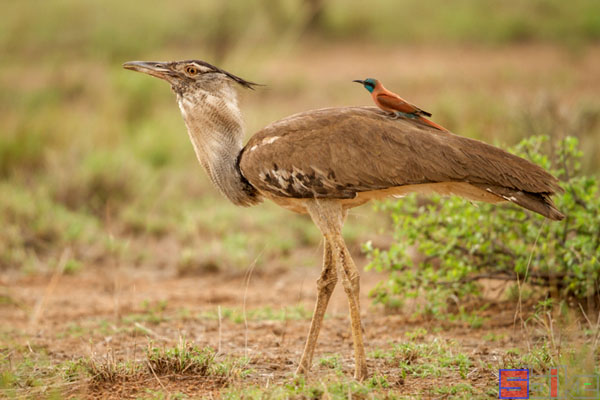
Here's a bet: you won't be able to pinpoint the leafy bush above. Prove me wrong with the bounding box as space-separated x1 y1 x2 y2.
365 136 599 316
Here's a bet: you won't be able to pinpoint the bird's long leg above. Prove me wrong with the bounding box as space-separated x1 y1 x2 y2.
329 233 368 380
340 210 361 317
304 200 368 381
296 238 337 376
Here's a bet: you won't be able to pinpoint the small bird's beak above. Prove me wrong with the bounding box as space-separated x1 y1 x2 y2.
352 80 365 85
123 61 172 81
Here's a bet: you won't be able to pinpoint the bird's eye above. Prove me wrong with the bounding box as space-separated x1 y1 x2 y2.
185 66 199 75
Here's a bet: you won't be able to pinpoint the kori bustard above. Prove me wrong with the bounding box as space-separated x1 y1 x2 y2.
123 60 563 380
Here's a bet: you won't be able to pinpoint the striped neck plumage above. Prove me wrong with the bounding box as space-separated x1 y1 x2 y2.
176 84 259 206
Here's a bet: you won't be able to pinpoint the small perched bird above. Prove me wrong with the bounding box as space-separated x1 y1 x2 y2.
123 59 564 381
354 78 448 132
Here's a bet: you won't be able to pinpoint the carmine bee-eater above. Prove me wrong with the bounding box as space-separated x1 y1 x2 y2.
353 78 448 132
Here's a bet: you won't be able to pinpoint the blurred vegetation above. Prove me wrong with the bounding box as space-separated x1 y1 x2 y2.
319 0 600 46
3 0 600 64
1 0 599 277
365 136 600 315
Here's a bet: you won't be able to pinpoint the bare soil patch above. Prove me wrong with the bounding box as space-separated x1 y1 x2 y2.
2 245 534 398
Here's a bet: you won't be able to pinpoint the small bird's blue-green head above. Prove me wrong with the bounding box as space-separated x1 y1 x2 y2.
353 78 378 93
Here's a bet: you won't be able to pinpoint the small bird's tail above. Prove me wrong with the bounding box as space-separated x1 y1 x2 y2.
418 116 449 132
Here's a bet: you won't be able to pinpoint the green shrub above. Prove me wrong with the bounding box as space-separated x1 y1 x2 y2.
365 136 599 316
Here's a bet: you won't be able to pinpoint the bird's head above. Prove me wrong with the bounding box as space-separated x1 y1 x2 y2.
122 60 261 98
353 78 378 93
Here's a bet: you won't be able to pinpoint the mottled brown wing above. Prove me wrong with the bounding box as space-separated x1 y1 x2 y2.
376 94 432 117
239 107 563 219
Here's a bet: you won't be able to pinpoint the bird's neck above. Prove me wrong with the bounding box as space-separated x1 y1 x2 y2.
177 86 259 206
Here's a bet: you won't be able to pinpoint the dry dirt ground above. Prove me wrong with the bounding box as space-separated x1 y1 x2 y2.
2 246 545 399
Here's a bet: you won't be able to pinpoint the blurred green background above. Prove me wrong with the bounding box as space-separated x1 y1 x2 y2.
2 0 599 276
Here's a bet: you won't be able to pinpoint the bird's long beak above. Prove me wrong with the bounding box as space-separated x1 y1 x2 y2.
352 80 365 85
123 61 172 81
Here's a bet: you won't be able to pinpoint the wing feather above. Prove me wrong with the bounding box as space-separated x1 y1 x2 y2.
239 107 563 218
376 94 432 117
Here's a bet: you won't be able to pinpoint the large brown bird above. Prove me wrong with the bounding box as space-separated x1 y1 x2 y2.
123 59 564 381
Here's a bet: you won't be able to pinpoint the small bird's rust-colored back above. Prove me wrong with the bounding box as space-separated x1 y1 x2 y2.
376 92 431 117
354 79 447 131
240 106 564 220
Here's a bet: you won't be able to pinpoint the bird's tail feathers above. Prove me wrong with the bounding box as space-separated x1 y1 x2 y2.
473 184 565 221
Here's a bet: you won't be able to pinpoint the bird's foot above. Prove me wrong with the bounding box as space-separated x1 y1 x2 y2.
354 363 369 381
295 362 310 378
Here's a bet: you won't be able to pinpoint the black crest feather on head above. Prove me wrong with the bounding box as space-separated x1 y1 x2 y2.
185 59 263 90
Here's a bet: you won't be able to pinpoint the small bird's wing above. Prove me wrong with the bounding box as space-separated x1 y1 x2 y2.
240 107 564 220
376 93 432 117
